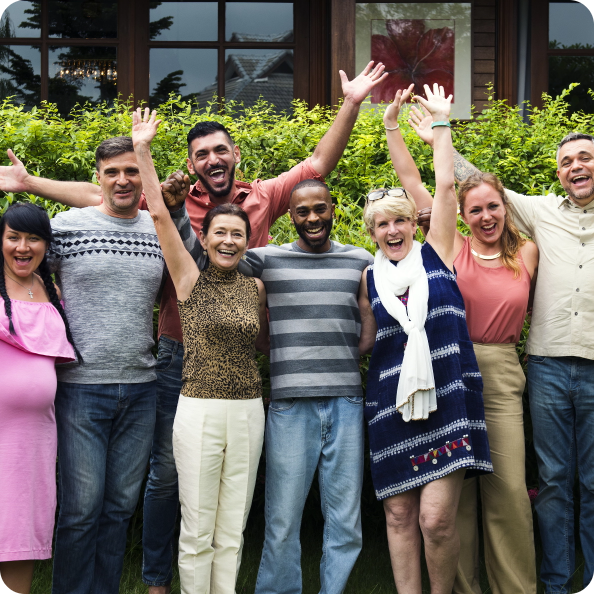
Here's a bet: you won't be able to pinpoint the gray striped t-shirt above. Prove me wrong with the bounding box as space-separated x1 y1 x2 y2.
243 241 374 400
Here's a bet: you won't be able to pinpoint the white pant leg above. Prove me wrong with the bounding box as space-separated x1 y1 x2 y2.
173 396 264 594
211 398 264 594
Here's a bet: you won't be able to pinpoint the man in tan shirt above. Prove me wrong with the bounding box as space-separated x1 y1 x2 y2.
449 132 594 594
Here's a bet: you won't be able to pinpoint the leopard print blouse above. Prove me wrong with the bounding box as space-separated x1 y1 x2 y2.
177 264 262 399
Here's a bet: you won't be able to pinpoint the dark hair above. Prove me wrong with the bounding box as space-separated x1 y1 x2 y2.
0 202 81 360
187 121 235 157
290 179 330 199
458 172 525 279
202 204 251 243
95 136 134 170
556 132 594 160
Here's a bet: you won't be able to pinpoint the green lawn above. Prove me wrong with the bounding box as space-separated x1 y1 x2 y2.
30 488 585 594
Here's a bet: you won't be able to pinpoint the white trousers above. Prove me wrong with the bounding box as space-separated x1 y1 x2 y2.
173 396 264 594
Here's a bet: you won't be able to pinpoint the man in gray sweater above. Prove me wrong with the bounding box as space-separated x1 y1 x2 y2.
0 136 192 594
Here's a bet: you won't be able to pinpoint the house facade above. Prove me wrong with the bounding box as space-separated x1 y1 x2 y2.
0 0 592 117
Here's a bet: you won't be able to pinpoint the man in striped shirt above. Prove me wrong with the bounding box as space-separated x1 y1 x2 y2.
241 179 373 594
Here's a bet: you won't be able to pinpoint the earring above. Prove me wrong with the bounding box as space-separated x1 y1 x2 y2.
203 250 207 256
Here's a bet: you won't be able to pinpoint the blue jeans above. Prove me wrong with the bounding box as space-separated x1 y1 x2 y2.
142 337 184 586
528 356 594 593
255 396 364 594
52 381 156 594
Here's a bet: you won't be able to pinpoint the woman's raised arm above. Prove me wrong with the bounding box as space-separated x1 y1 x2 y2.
383 84 434 211
132 108 199 301
414 84 457 270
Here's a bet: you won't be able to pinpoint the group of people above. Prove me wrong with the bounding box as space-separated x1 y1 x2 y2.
0 60 592 594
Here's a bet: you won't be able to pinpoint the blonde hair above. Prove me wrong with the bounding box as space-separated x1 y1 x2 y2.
363 191 418 235
458 173 525 279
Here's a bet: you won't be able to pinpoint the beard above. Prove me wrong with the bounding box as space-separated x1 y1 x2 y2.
294 217 334 249
565 182 594 203
196 163 236 198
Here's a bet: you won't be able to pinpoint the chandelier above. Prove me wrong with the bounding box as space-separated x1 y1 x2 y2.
58 59 117 83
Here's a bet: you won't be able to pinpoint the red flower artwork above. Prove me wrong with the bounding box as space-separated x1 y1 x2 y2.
371 19 454 104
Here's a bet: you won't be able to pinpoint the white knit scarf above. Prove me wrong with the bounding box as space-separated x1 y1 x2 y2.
374 240 436 421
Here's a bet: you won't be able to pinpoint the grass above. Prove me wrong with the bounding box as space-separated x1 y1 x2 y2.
29 485 586 594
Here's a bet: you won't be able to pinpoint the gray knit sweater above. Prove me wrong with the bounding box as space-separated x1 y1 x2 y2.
51 206 189 384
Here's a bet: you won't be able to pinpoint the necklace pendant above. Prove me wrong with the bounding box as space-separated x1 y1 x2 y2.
28 289 34 299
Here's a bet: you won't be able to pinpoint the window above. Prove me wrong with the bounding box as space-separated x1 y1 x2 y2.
0 1 119 113
146 1 295 112
548 0 594 112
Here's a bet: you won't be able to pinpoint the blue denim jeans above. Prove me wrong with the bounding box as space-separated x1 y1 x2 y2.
52 381 156 594
142 337 184 586
255 396 364 594
528 356 594 593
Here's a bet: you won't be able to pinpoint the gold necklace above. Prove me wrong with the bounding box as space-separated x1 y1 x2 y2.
5 273 35 298
470 238 501 260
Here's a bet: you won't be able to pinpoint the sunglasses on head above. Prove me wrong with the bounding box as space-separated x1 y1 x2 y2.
366 188 409 203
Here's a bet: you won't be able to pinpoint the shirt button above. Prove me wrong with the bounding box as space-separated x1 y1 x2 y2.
577 288 580 292
585 210 588 213
575 312 579 316
583 227 586 230
580 265 583 268
583 243 586 246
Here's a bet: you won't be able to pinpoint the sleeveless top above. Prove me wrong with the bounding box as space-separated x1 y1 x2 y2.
454 237 530 344
177 265 261 399
365 242 492 499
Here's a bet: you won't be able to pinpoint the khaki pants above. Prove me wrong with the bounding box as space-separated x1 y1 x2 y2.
173 396 264 594
453 343 537 594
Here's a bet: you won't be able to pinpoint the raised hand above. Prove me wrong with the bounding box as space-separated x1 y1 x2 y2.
408 104 435 147
339 61 388 105
0 149 30 193
383 83 415 129
132 107 162 146
413 83 452 121
161 169 190 210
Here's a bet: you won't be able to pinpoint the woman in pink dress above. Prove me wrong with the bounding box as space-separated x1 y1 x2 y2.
0 203 78 594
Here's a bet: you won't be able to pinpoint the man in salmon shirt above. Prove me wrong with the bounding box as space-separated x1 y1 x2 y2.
0 62 388 593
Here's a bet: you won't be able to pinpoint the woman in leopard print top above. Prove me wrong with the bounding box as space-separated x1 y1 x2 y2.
132 109 268 594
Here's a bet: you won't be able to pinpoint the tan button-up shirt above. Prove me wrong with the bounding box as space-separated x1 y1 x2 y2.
506 189 594 359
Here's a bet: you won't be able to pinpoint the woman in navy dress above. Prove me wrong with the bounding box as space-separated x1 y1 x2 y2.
358 84 492 594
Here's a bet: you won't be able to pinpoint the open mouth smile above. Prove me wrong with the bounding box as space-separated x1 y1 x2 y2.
386 238 404 248
207 167 227 183
571 175 591 186
14 256 33 267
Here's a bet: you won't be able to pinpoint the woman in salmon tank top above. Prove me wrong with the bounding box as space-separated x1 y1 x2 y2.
383 85 539 594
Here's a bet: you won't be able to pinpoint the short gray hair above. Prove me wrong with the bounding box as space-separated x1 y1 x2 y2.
95 136 134 170
556 132 594 161
363 191 417 234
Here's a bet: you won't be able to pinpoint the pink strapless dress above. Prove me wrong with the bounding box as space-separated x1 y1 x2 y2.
0 298 75 561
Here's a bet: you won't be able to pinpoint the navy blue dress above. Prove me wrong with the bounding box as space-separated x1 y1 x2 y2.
366 242 492 499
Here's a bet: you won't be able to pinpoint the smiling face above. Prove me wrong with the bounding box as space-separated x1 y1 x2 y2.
557 138 594 205
290 186 335 253
187 131 241 202
96 152 143 217
370 212 416 261
460 182 506 246
199 213 248 271
2 223 48 280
